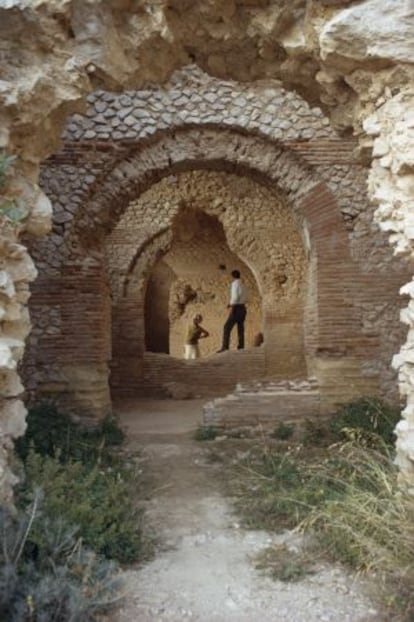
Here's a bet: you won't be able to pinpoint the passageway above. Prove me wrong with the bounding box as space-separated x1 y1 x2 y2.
23 66 409 423
113 398 381 622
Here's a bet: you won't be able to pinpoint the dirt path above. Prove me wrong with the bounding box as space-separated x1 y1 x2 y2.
113 399 382 622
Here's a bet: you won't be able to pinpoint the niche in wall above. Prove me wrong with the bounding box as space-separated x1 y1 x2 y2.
144 259 176 353
144 207 262 358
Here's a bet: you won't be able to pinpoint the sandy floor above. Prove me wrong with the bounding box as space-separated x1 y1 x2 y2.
112 399 383 622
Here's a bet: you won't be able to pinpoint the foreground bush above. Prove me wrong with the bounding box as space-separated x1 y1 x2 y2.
14 402 146 564
20 451 145 564
0 494 123 622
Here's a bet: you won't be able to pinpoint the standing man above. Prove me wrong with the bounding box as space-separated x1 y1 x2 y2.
218 269 247 352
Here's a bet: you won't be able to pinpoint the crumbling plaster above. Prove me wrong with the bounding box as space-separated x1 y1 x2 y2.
0 0 414 500
107 170 305 364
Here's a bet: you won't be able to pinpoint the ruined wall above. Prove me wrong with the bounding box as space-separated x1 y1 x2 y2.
104 169 307 396
0 0 414 499
25 68 408 411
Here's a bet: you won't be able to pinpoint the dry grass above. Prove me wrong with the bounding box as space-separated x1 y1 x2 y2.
227 429 414 617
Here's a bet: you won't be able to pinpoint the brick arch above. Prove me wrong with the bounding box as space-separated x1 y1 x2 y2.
29 125 379 415
68 126 319 249
89 128 367 407
69 126 354 356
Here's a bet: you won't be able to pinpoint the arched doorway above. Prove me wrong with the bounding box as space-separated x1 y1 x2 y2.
144 207 263 359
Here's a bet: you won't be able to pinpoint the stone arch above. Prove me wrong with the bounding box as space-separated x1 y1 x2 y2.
1 2 414 502
111 194 266 379
67 126 321 247
27 123 380 413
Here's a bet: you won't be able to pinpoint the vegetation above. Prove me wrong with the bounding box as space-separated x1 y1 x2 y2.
15 401 124 465
231 398 414 617
0 151 29 225
20 450 145 564
1 401 150 621
0 493 123 622
270 422 295 441
194 425 219 441
255 544 316 583
329 397 400 446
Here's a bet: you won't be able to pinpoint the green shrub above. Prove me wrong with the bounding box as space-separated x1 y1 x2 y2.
270 422 295 441
232 447 341 530
0 494 123 622
329 397 400 446
19 451 145 564
15 401 124 465
194 425 219 441
302 418 329 446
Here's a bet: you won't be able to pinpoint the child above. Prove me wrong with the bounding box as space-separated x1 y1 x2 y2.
184 314 209 359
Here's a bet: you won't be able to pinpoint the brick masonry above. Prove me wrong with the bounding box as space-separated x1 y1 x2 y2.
22 67 412 419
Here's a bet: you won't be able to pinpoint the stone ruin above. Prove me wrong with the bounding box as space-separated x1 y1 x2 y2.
1 0 414 501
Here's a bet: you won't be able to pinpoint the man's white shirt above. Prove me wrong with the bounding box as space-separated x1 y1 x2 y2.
230 279 247 305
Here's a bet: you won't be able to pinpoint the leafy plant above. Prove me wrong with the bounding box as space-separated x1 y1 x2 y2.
270 422 295 441
329 397 400 447
15 401 124 465
194 425 219 441
0 151 28 225
0 492 123 622
15 402 147 564
18 449 146 565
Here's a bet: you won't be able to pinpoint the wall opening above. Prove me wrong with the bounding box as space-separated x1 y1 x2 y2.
143 207 263 359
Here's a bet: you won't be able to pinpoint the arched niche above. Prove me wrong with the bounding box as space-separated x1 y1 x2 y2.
144 259 176 354
27 128 384 413
107 172 308 398
143 207 263 359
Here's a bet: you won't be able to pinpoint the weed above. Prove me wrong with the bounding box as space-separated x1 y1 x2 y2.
0 493 123 621
329 397 400 447
270 422 295 441
255 544 316 582
18 449 146 565
302 418 329 446
194 425 219 441
232 446 333 530
230 402 414 617
15 401 124 465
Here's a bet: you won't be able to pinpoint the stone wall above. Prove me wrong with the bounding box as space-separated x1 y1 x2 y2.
1 0 414 499
25 70 408 412
105 169 306 396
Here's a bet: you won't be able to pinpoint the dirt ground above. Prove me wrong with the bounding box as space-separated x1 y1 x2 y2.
112 399 383 622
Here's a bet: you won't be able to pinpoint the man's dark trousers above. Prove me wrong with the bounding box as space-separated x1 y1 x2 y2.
221 304 247 350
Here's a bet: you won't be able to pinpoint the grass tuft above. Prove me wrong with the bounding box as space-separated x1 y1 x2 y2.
329 397 400 447
255 544 316 582
270 422 295 441
194 425 219 441
230 397 414 617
